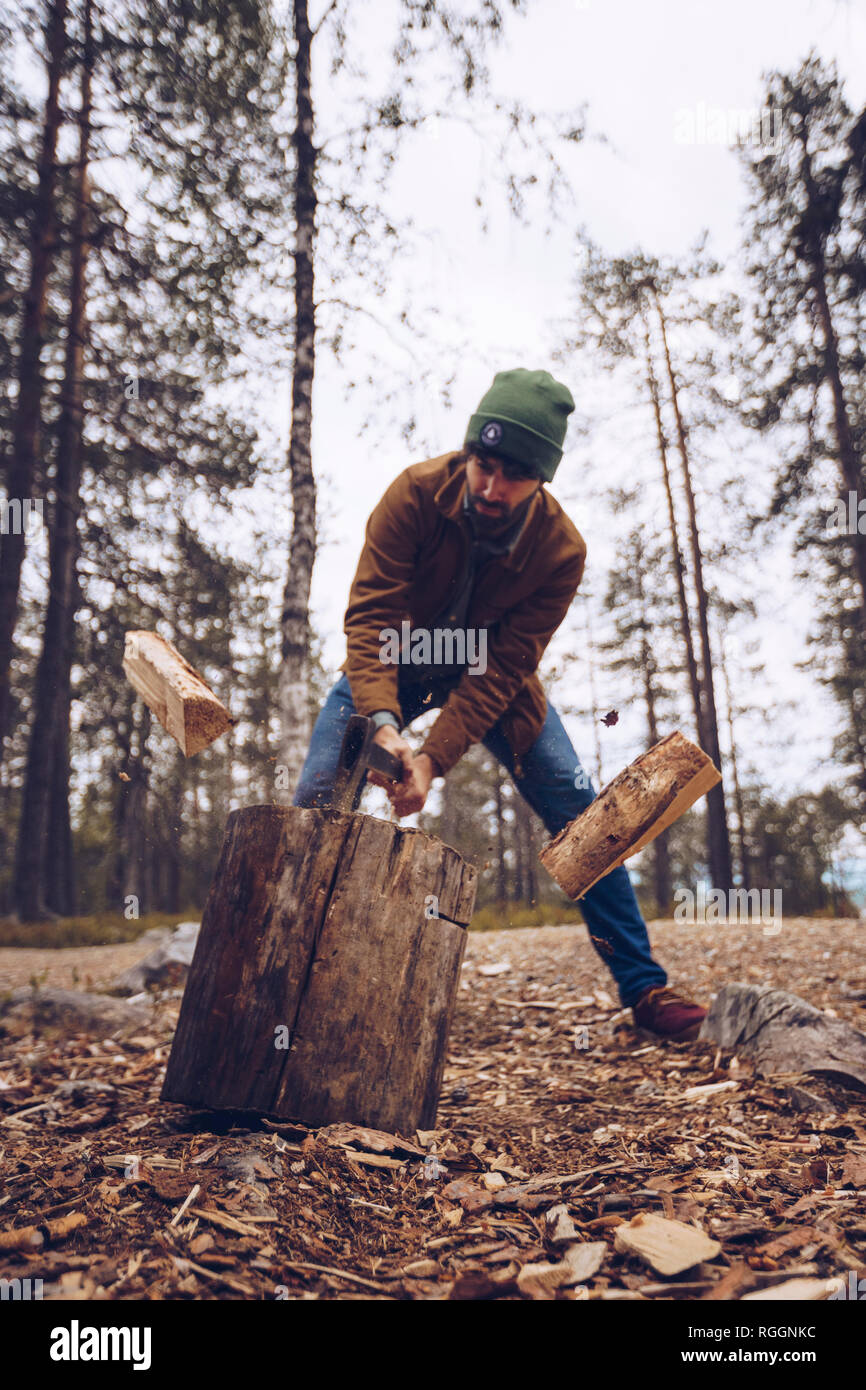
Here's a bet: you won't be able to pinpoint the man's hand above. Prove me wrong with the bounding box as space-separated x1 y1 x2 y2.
368 726 436 817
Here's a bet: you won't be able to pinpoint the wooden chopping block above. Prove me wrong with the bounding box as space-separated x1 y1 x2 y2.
161 805 477 1133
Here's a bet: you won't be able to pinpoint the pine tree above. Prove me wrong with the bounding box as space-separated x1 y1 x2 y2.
15 0 93 919
565 238 735 889
739 54 865 829
740 54 865 619
598 496 684 914
8 0 288 918
0 0 69 750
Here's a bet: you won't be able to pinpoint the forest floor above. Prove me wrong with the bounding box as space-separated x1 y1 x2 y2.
1 917 865 1300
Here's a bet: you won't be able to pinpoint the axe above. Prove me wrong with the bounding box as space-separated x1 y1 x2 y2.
330 714 405 813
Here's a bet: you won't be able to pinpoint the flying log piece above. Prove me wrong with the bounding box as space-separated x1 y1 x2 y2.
161 805 477 1133
539 731 721 899
122 630 233 756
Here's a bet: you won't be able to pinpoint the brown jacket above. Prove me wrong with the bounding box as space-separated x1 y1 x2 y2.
340 450 586 777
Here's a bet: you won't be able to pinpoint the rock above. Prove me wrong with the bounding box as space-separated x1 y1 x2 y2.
0 988 153 1038
614 1213 721 1276
779 1083 836 1115
173 921 201 941
110 922 200 994
700 983 866 1089
219 1147 281 1186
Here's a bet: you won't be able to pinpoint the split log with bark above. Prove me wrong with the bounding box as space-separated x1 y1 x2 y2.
539 731 720 899
122 631 233 757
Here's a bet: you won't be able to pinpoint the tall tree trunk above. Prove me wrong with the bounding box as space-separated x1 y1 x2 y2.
513 800 525 902
163 751 185 914
798 139 866 622
651 287 733 891
643 322 704 746
111 702 150 916
851 695 866 817
494 768 507 903
0 0 68 753
581 598 604 786
515 797 537 903
124 714 150 913
634 541 672 915
108 711 132 909
278 0 318 792
812 270 866 618
717 630 750 891
46 667 75 914
15 0 92 920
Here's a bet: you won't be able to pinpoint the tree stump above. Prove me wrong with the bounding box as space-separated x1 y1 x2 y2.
539 731 720 899
161 805 477 1134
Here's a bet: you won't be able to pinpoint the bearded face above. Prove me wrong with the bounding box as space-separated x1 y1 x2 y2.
464 451 540 531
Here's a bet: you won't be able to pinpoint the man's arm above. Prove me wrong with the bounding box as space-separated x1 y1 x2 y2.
342 474 445 807
420 550 585 777
343 473 424 721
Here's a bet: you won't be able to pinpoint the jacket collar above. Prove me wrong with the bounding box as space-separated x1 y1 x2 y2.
433 453 543 572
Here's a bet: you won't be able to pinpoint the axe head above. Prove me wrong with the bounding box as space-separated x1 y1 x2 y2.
330 714 404 813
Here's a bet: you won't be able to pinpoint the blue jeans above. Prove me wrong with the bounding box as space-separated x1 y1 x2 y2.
292 672 667 1006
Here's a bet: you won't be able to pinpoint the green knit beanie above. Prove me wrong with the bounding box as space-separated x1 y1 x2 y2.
464 368 575 481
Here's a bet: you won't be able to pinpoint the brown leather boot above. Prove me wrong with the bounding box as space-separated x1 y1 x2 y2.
632 986 707 1041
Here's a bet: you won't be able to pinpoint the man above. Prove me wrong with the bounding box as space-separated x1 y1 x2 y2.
293 368 706 1041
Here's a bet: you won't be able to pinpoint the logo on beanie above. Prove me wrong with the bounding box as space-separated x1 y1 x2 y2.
480 420 503 447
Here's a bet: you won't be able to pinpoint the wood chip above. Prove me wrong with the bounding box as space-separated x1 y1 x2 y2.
742 1276 846 1301
318 1124 424 1158
188 1207 261 1237
494 999 561 1010
280 1260 392 1294
517 1243 606 1299
482 1172 507 1191
614 1213 721 1276
544 1203 579 1245
681 1081 740 1101
343 1152 406 1170
169 1183 201 1227
401 1259 440 1278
